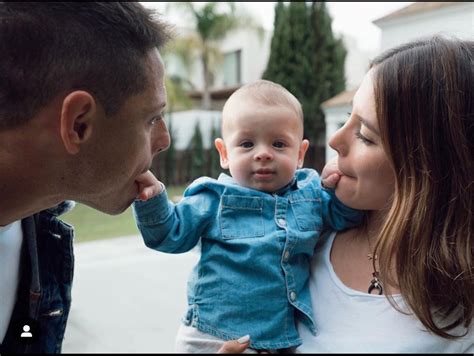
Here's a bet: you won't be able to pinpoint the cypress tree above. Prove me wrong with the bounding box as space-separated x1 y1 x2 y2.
189 120 205 181
209 119 222 179
262 1 289 83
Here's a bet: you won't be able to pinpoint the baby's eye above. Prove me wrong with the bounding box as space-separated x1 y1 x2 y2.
240 141 253 148
273 141 286 148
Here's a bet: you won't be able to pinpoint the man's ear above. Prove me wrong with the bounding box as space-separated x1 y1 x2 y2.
214 138 229 170
59 91 97 154
297 139 310 169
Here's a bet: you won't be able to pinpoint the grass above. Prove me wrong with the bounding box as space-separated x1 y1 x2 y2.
62 185 187 243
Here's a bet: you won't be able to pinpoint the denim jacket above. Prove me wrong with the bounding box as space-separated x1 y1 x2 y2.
133 168 362 349
0 201 75 354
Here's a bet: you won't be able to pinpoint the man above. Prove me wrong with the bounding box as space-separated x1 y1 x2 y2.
0 2 172 353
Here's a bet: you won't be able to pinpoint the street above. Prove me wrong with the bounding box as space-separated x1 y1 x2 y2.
62 235 200 353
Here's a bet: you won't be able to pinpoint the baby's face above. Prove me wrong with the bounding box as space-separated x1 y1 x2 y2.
216 102 309 193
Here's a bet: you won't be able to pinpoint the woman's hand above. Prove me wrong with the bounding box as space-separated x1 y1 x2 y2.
217 335 250 353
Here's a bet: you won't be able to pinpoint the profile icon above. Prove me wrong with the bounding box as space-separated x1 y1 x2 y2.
20 325 33 338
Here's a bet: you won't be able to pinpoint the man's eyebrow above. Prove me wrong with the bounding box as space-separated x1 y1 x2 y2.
143 102 166 115
349 100 379 136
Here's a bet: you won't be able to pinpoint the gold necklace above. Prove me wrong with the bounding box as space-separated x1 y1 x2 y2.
366 234 383 295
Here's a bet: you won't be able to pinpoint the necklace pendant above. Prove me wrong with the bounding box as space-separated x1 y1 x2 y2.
368 272 383 295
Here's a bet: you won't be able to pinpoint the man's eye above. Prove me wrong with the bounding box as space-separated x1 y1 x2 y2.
150 114 163 125
240 141 253 148
273 141 285 148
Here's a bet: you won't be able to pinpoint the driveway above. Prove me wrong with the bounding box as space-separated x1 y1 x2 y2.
62 235 200 353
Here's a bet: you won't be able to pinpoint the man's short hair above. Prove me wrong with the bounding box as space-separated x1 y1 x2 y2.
0 2 173 129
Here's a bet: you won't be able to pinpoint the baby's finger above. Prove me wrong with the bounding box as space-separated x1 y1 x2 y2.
137 182 164 201
322 173 341 189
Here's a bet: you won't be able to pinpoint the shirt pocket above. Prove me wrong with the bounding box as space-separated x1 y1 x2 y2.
220 195 264 239
289 190 322 232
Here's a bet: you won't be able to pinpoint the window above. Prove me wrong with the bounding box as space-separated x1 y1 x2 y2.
223 50 241 86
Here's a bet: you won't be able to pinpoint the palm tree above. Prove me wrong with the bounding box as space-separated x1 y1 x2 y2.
165 2 264 110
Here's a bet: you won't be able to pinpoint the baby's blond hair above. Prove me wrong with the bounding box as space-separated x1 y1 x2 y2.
223 79 303 123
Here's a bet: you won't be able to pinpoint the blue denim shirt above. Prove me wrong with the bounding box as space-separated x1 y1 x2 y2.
0 201 75 354
133 168 362 349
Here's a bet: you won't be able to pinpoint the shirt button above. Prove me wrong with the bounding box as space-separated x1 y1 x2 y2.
289 291 297 301
283 250 290 261
278 218 286 226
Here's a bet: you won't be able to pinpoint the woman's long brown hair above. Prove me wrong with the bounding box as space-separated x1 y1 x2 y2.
371 36 473 338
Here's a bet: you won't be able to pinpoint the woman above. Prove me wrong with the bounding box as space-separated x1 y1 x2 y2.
220 36 473 353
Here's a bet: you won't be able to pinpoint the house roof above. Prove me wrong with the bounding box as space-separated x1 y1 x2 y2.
321 88 358 109
373 2 465 24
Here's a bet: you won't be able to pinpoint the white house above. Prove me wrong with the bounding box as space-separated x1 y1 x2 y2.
374 2 473 52
164 26 272 149
323 2 474 163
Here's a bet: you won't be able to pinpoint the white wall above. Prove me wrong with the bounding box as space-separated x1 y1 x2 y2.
342 34 375 90
165 110 221 151
377 3 474 52
166 26 271 92
214 28 272 88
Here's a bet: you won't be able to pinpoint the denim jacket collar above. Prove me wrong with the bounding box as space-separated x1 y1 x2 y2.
217 173 298 196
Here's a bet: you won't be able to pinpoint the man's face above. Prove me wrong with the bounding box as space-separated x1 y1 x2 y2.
73 49 170 214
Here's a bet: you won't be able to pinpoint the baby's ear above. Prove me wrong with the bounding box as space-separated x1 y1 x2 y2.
214 138 229 170
297 139 310 168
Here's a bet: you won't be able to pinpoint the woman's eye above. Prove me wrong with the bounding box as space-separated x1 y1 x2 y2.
355 131 374 145
240 141 253 148
273 141 285 148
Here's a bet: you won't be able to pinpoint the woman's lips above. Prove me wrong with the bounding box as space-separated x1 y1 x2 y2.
338 168 355 179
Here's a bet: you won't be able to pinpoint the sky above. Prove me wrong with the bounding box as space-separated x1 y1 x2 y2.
141 2 414 52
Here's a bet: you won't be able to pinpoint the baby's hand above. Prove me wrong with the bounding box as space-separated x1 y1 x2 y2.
321 156 342 189
135 170 164 201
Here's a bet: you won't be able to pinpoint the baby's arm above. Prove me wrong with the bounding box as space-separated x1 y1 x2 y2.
318 157 364 230
132 176 217 254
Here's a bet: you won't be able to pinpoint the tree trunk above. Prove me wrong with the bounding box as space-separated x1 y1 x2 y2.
201 52 211 110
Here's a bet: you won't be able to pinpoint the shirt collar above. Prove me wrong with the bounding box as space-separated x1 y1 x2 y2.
217 173 297 195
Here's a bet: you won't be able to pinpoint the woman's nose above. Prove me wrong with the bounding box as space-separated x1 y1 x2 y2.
329 122 349 156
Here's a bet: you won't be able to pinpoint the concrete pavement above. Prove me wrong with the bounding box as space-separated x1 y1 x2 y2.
62 235 200 353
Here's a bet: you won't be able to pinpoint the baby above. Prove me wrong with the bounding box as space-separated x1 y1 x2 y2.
133 80 362 352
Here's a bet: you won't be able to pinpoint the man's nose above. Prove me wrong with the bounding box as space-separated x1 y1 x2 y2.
151 121 170 155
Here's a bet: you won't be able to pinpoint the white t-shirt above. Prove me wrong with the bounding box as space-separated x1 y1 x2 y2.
295 231 474 353
0 220 23 343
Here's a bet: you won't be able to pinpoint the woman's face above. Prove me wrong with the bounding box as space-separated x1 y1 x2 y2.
329 69 395 211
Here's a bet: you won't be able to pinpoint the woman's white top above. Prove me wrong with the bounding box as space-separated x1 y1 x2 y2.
0 220 23 343
295 231 473 353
